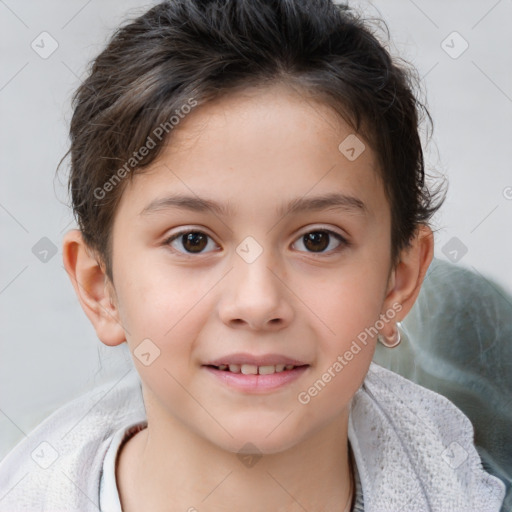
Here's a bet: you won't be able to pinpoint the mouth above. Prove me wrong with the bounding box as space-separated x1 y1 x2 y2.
205 363 308 375
202 357 310 393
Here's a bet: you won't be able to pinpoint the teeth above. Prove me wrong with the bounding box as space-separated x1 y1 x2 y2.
258 365 275 375
216 363 299 374
241 364 258 375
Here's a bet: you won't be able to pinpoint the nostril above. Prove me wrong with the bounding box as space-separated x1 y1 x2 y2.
229 318 282 328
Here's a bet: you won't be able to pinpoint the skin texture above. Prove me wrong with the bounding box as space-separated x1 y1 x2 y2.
63 83 433 511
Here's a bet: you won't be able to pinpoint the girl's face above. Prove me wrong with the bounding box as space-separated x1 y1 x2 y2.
109 84 396 454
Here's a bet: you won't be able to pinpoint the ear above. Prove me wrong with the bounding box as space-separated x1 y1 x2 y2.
62 229 126 347
380 224 434 334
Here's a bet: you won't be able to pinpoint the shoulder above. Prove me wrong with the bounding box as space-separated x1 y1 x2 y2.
0 370 146 511
348 363 506 512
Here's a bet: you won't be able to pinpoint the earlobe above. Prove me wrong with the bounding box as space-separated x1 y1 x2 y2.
380 225 434 335
62 229 126 347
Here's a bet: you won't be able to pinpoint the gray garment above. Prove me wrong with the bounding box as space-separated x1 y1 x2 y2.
350 440 365 512
373 258 512 512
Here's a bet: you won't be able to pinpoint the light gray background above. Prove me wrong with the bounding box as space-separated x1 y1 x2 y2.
1 0 511 459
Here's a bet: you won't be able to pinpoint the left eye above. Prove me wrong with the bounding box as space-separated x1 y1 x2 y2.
165 230 218 254
292 230 347 254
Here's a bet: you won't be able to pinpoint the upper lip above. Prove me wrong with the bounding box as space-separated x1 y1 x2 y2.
203 353 309 367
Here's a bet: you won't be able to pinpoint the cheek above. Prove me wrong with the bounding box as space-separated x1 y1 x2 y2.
295 278 381 417
113 259 221 379
290 261 385 402
114 268 206 414
307 264 387 340
298 259 387 385
115 258 205 341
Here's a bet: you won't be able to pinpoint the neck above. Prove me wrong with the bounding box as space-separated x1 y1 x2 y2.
117 409 354 512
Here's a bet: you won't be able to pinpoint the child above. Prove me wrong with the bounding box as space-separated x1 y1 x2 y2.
0 0 506 510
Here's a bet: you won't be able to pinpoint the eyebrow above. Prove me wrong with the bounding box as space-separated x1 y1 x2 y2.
139 192 367 218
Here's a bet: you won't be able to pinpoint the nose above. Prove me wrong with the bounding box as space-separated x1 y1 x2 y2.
218 249 294 331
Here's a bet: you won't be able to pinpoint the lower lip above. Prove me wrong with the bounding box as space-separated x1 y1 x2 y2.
203 365 309 393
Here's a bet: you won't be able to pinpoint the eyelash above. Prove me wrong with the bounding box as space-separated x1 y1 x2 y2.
163 228 349 257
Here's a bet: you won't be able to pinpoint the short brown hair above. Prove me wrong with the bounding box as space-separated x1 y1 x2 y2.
61 0 445 282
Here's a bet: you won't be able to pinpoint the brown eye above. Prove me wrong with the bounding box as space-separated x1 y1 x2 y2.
294 230 346 254
166 230 217 255
181 232 208 252
303 232 329 252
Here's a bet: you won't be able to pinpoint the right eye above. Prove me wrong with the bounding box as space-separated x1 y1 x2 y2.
164 230 219 255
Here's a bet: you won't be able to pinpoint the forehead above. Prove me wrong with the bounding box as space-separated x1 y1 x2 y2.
116 84 386 221
166 83 365 162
